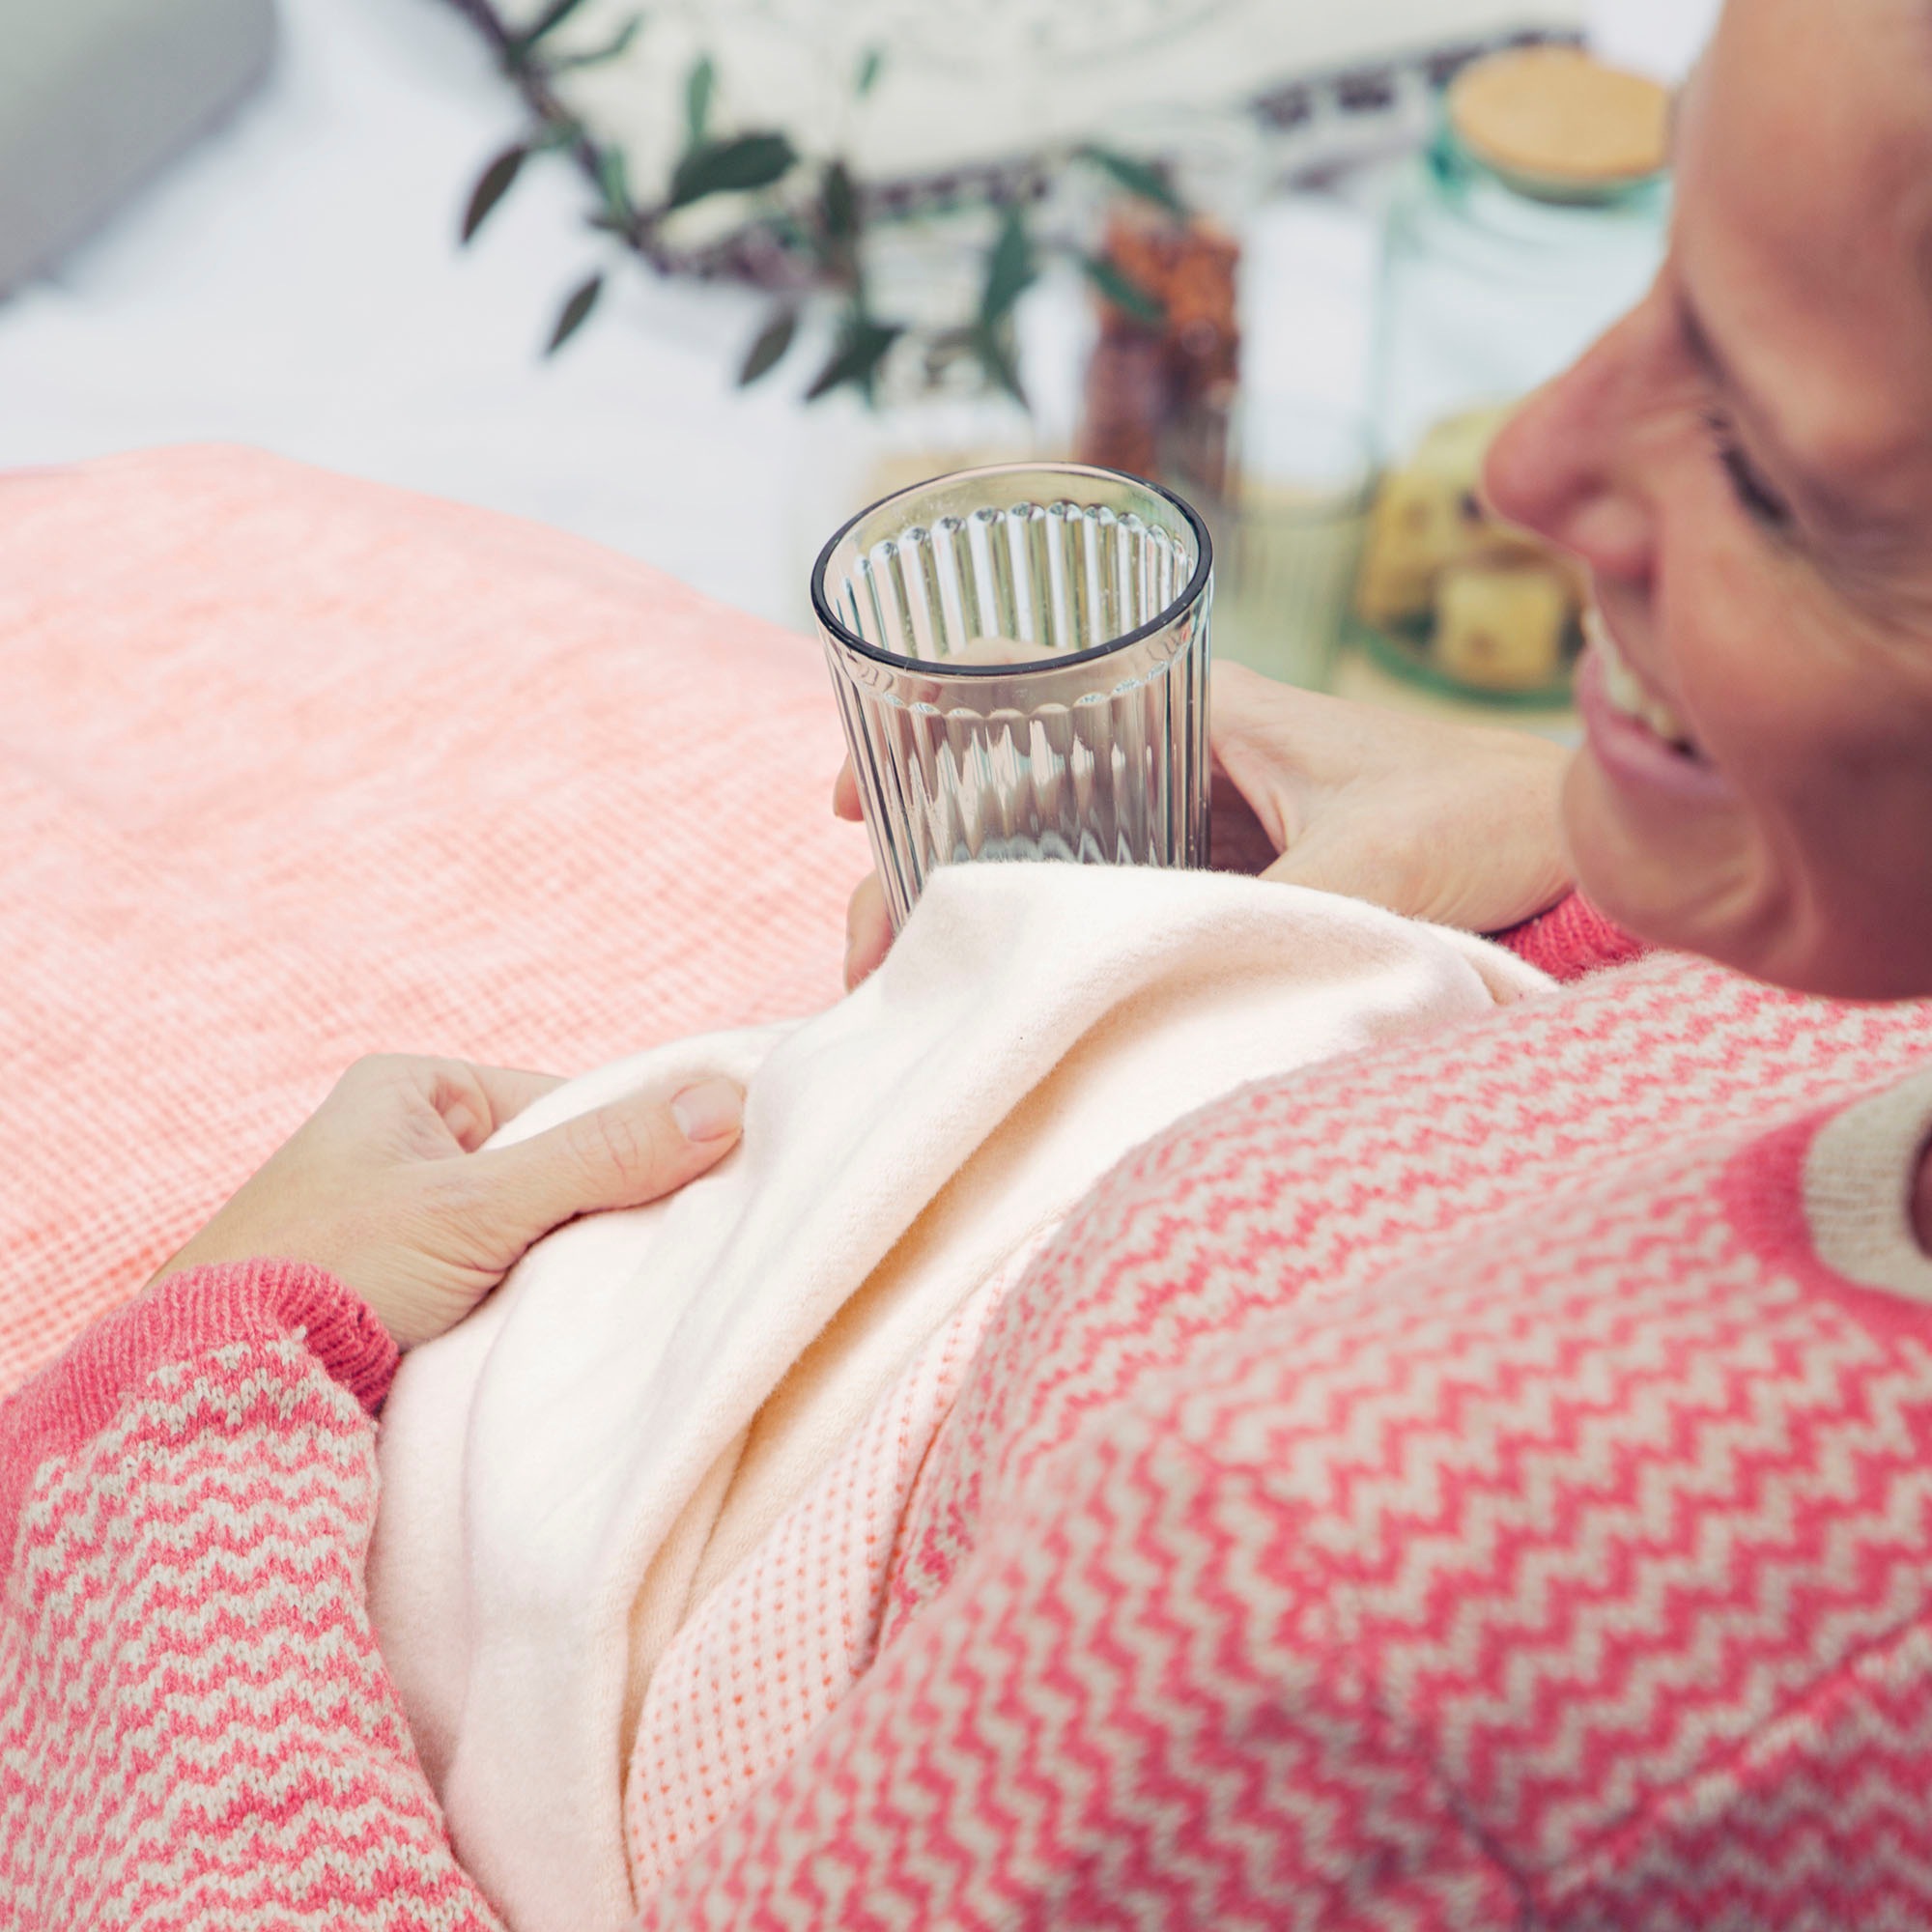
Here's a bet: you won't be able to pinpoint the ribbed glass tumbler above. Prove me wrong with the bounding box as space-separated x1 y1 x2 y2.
811 463 1213 931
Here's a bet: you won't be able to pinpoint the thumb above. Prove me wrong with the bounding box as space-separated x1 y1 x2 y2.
833 757 864 822
466 1075 745 1249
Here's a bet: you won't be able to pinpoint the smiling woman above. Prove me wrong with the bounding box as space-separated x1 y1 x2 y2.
17 2 1932 1926
1487 0 1932 998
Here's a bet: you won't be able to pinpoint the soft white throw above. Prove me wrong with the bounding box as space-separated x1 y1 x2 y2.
369 863 1548 1932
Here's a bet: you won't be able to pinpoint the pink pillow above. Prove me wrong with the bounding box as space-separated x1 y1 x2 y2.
0 447 867 1390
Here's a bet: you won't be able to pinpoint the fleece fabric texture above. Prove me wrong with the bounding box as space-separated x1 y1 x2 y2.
368 860 1550 1932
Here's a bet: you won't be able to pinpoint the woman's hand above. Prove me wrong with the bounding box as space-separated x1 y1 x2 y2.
155 1054 745 1349
1202 662 1575 924
836 663 1574 988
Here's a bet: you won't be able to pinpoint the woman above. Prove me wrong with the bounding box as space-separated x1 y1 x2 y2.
9 0 1932 1923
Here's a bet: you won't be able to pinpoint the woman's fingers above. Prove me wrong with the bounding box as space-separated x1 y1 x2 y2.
1207 765 1283 875
330 1055 564 1154
464 1076 745 1248
833 758 863 821
456 1063 569 1131
155 1054 749 1352
425 1061 565 1151
844 874 892 990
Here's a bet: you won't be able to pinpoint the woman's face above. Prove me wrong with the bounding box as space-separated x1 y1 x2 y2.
1485 0 1932 998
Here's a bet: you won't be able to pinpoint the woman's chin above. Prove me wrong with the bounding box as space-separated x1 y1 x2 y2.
1562 751 1755 967
1559 763 1904 993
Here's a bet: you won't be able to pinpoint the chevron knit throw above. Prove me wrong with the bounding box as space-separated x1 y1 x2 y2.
10 927 1932 1930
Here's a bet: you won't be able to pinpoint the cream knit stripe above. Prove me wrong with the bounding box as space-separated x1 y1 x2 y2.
5 1662 477 1923
1 1338 502 1932
1802 1067 1932 1303
14 1344 390 1739
23 1498 386 1708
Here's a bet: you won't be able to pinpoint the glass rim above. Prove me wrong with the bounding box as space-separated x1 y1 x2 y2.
810 461 1214 679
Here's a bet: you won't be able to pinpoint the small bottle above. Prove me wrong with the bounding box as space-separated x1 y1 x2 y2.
1356 46 1669 703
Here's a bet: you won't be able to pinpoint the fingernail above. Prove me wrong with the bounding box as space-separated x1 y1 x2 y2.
670 1077 744 1143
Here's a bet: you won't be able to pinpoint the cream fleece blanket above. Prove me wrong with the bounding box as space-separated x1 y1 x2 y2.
368 864 1549 1932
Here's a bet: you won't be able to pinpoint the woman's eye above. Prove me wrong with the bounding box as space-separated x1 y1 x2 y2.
1703 412 1794 530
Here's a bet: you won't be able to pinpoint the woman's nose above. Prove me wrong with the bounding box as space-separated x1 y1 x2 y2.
1483 298 1660 587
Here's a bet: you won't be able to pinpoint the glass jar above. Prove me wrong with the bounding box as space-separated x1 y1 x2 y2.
1358 48 1670 704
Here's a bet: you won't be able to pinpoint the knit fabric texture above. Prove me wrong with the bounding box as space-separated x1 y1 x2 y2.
0 447 867 1395
0 1260 500 1929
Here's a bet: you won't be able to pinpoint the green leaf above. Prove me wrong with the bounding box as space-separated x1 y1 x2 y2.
516 0 595 48
668 131 798 209
462 144 527 244
805 316 902 402
596 146 634 227
737 305 799 385
978 204 1036 327
820 159 858 243
550 14 643 70
855 45 886 97
1078 143 1187 217
544 271 605 355
683 54 716 152
1079 252 1165 327
972 322 1029 408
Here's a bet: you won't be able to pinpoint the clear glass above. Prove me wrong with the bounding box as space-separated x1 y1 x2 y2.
1372 128 1669 460
1356 126 1669 704
811 462 1213 931
1218 399 1375 692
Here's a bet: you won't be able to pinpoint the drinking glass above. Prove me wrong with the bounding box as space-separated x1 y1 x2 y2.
811 463 1213 931
1216 399 1375 692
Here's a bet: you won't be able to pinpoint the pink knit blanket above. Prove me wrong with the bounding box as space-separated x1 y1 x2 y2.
0 447 866 1394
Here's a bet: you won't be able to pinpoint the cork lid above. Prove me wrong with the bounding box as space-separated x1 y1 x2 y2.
1449 46 1670 197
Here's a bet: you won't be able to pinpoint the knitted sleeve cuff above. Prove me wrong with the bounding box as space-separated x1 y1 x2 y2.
0 1259 396 1541
1492 891 1649 980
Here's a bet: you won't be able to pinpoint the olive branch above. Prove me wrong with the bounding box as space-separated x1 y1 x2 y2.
440 0 1184 402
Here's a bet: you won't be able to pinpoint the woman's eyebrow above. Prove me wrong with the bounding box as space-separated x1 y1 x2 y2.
1675 289 1730 392
1675 287 1776 439
1679 287 1793 455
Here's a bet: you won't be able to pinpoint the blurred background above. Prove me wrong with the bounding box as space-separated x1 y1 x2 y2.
0 0 1720 715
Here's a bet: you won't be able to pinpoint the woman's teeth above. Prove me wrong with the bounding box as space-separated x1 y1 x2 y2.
1586 611 1697 753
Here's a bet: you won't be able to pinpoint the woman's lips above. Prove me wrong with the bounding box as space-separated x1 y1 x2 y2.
1576 646 1737 807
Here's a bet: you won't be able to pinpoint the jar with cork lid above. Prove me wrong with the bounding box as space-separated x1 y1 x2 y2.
1355 45 1671 704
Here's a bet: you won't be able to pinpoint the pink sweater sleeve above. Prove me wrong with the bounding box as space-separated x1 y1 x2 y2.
1 1261 504 1930
1492 890 1649 980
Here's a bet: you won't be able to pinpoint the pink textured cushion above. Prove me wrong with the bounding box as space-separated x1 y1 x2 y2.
0 447 867 1392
